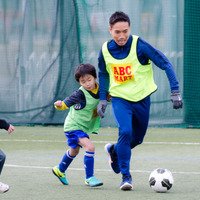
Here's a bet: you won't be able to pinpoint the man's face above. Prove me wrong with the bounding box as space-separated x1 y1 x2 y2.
109 21 130 46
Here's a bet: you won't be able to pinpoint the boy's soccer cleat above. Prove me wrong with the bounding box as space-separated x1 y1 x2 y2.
120 175 133 191
0 182 9 194
85 176 103 187
52 166 69 185
104 143 120 174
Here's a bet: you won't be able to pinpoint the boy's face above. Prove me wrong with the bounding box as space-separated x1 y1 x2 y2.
79 74 97 91
109 21 130 46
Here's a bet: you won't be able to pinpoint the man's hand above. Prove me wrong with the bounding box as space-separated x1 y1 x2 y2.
171 90 183 109
97 100 108 118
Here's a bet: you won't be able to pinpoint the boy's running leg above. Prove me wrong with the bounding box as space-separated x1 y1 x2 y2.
84 151 103 187
52 150 75 185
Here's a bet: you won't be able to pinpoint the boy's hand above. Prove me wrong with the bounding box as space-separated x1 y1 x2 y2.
54 100 62 107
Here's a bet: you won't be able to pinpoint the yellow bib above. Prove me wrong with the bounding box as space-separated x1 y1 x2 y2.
102 35 157 102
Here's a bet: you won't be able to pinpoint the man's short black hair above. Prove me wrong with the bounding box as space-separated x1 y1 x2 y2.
75 63 97 82
109 11 130 27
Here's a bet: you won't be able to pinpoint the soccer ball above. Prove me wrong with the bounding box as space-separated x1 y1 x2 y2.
149 168 174 193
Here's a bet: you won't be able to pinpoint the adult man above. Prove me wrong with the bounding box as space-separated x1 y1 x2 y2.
97 11 183 190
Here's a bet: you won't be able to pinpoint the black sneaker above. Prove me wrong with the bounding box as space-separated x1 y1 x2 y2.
104 143 120 174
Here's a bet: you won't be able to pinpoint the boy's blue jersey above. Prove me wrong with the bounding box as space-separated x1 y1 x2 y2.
98 35 179 100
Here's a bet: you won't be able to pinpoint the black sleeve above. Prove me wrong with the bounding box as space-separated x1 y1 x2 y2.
63 89 86 107
0 119 10 130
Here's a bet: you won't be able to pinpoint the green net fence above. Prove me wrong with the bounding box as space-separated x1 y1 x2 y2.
0 0 199 127
0 0 81 124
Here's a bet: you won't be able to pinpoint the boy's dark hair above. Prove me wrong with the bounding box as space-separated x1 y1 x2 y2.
75 63 97 82
109 11 130 27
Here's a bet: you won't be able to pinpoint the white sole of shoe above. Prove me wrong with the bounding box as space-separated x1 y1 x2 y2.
120 182 133 191
104 143 113 169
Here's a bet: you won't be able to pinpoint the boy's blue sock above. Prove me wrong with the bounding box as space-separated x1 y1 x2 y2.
59 150 75 173
84 151 94 179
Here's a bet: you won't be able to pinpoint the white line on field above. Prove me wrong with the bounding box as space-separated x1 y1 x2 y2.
5 164 200 175
0 139 200 145
144 141 200 145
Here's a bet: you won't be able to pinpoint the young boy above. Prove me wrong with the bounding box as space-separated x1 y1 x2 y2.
0 119 15 194
52 63 103 187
